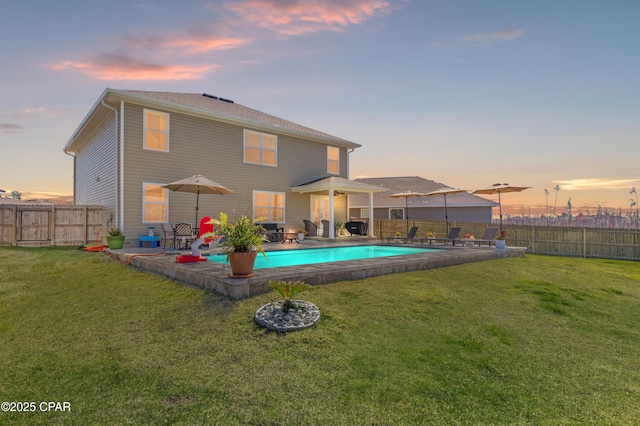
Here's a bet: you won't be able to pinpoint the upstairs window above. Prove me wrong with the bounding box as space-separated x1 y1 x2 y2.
143 183 168 223
244 130 277 166
327 146 340 174
144 109 169 152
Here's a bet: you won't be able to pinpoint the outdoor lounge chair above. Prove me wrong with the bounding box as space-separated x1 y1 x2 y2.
426 226 462 246
303 219 317 237
471 227 499 247
258 223 284 243
386 226 419 244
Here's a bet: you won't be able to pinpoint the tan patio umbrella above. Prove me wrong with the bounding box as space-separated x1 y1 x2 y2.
388 191 427 235
472 183 531 231
423 187 468 233
162 174 234 231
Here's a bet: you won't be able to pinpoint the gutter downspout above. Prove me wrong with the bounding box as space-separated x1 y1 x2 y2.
63 146 76 205
101 100 120 229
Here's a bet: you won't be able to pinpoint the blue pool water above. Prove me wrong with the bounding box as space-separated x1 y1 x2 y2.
207 245 436 269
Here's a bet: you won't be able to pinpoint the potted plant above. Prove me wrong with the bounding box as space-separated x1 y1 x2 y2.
495 230 507 249
394 231 401 242
204 213 266 278
335 221 346 236
297 229 307 241
106 228 125 249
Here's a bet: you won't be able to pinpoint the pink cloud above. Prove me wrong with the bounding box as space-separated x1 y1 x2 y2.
223 0 393 35
125 31 251 54
51 53 216 81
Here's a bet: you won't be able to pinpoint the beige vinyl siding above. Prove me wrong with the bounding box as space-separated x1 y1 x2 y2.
120 103 349 237
74 112 118 221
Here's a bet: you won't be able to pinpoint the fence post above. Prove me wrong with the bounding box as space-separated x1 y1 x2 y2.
50 205 55 246
532 226 536 254
583 227 587 258
13 205 20 246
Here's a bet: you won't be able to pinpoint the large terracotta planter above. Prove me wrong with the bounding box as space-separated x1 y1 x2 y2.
228 251 258 278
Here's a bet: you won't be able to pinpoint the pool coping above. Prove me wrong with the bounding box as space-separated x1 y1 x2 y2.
110 239 526 299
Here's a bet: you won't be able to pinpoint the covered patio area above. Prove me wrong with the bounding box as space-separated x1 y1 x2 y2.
291 176 388 238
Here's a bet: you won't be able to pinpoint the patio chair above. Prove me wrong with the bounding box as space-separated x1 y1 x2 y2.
386 226 419 243
472 227 499 247
162 223 176 249
429 226 462 246
174 222 195 249
321 220 330 237
303 219 317 237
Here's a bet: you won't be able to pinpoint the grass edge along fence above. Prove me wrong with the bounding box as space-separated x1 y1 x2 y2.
0 204 103 247
376 219 640 261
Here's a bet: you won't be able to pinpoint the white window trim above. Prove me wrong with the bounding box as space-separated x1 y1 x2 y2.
389 208 404 220
327 146 340 175
142 182 169 224
244 129 277 167
253 190 286 223
143 108 170 152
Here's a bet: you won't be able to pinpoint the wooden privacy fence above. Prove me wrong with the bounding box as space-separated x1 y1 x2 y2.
375 219 640 261
0 204 104 247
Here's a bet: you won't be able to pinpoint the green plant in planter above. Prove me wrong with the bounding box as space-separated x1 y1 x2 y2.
107 228 123 237
267 280 312 311
204 212 266 257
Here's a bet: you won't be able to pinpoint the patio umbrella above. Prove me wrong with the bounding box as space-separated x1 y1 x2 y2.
162 174 234 231
388 191 427 235
472 183 531 231
423 187 468 233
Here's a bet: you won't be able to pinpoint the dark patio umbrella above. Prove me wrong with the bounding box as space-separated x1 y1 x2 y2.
423 187 468 233
388 191 427 235
472 183 531 231
162 174 234 230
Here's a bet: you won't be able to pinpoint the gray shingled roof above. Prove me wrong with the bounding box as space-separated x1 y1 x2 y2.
349 176 498 208
121 90 357 146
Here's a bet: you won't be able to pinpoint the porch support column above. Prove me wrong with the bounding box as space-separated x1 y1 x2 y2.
329 187 335 238
369 192 375 237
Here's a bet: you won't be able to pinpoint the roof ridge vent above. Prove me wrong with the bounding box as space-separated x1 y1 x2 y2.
202 93 218 100
219 97 234 103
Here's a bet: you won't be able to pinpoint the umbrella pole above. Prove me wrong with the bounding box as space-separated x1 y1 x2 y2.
405 196 409 236
443 194 449 233
498 191 503 232
195 187 200 235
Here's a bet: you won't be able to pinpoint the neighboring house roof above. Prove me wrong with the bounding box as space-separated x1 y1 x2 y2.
349 176 498 208
65 88 360 154
0 198 52 205
291 176 389 195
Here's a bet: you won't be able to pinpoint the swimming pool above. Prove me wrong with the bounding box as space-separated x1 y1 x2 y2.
207 245 437 269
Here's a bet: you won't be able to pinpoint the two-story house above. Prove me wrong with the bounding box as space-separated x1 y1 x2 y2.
64 89 384 246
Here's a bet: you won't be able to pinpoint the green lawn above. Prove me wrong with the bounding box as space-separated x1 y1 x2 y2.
1 247 639 425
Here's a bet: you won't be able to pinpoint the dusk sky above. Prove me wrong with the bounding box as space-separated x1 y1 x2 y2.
1 0 638 215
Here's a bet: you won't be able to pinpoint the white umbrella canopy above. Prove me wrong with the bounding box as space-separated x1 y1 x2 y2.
423 187 468 232
388 191 427 235
162 174 234 229
472 183 531 231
